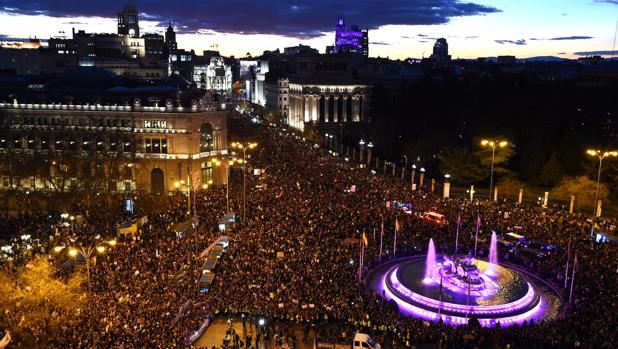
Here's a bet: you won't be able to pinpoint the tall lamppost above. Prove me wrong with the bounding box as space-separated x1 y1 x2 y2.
402 155 408 180
213 157 242 212
231 141 258 223
325 133 330 150
480 139 508 201
586 149 618 235
174 176 192 216
55 237 116 347
367 142 374 165
359 139 366 163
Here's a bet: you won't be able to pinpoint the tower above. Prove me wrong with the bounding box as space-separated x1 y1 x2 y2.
165 22 177 54
118 3 139 37
431 38 451 67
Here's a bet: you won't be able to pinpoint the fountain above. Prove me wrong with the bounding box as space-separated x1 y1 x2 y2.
368 235 561 327
487 231 499 275
423 238 436 284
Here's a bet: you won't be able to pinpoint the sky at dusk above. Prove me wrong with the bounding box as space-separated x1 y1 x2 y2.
0 0 617 59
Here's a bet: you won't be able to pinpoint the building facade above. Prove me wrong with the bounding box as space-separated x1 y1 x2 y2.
193 56 233 98
0 102 228 193
334 15 368 57
430 38 451 68
240 60 269 106
117 3 140 37
288 83 369 131
264 77 289 121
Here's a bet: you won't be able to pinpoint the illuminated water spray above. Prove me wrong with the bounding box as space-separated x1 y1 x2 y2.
424 238 436 284
487 231 499 275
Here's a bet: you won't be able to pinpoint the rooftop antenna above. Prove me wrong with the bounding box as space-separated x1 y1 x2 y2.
611 18 618 61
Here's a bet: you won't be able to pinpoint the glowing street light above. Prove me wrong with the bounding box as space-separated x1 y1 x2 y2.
480 139 508 202
586 149 618 236
230 141 259 223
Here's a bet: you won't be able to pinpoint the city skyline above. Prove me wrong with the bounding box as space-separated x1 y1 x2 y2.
0 0 617 59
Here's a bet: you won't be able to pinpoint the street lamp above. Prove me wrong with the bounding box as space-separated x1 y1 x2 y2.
480 139 508 201
56 238 115 347
367 142 374 165
359 139 366 163
402 155 408 180
231 141 258 223
586 149 618 235
213 156 244 213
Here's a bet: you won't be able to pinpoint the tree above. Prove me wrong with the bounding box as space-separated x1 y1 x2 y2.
0 257 86 347
473 142 515 177
438 147 484 185
539 153 564 186
497 177 525 199
551 175 609 211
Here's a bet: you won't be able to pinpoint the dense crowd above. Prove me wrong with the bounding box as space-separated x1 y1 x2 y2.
1 115 617 348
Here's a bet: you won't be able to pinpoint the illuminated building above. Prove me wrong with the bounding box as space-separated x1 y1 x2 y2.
239 60 269 106
0 71 229 193
287 55 370 131
193 56 233 98
334 15 368 57
265 77 289 122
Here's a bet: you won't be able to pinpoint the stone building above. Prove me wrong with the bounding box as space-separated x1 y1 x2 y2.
288 82 370 131
0 70 229 194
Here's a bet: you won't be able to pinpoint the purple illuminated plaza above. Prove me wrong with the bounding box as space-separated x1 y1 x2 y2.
367 234 562 327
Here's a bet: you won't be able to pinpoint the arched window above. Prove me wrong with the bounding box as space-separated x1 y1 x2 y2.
200 123 214 152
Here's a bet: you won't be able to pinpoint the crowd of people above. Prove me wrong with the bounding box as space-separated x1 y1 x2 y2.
1 114 617 348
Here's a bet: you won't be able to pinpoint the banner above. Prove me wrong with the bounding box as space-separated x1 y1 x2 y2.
117 223 137 236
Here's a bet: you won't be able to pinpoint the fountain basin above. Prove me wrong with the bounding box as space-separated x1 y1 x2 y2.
367 256 561 327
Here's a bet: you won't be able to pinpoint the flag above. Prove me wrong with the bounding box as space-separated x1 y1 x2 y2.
379 219 384 261
569 253 577 303
362 231 368 247
564 235 571 288
473 212 480 257
393 219 398 256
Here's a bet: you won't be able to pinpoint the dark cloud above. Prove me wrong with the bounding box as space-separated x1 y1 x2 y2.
0 0 501 38
557 52 566 54
370 41 389 45
417 34 428 37
495 39 526 45
465 35 478 39
573 50 616 56
594 0 618 4
550 36 593 40
530 36 592 41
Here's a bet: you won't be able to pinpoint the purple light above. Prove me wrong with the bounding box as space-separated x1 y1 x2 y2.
382 270 544 327
389 268 537 316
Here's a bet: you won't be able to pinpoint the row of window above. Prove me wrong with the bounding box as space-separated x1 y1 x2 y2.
144 138 168 154
1 116 133 128
0 137 134 152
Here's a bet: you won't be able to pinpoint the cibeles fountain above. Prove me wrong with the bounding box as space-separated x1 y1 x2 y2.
368 233 562 327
